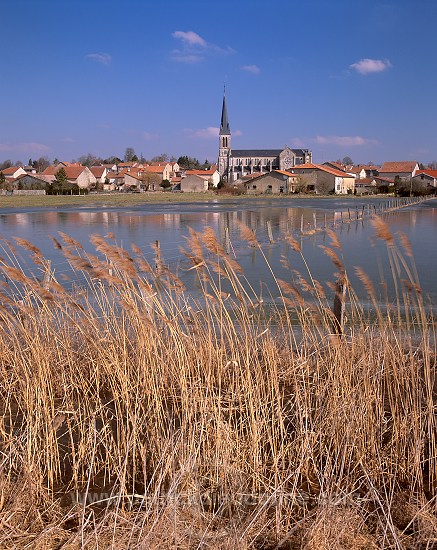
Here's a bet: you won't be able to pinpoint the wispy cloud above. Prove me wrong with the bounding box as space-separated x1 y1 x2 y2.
171 51 204 64
0 142 51 153
314 135 378 146
185 127 219 139
172 31 207 47
86 52 112 66
242 64 261 75
142 131 158 141
350 58 391 75
171 31 234 63
184 127 242 139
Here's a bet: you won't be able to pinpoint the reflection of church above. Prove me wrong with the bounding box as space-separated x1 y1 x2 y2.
218 92 312 182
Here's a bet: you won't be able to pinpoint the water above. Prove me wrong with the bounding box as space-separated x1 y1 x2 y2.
0 196 435 308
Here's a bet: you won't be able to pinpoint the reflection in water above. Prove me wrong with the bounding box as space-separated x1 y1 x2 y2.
0 198 436 306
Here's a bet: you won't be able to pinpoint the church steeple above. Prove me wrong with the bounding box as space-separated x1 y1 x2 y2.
220 89 230 136
218 87 231 181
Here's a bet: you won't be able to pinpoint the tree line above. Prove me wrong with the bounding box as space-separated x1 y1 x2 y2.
0 147 213 173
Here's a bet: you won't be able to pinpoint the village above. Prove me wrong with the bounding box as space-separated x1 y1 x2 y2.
1 156 436 198
1 92 436 198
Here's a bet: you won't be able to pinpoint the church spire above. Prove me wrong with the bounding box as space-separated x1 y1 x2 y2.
220 87 230 136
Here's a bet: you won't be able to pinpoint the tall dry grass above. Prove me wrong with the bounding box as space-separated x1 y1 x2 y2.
0 217 436 549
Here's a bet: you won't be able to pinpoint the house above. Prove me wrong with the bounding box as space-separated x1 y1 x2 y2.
116 161 141 172
122 172 143 191
291 163 355 194
150 161 180 177
12 174 49 190
143 164 171 182
90 166 108 184
373 176 395 193
323 161 345 172
2 166 27 180
411 169 437 189
180 174 209 192
354 178 377 195
104 172 124 191
244 170 300 195
23 165 37 174
378 161 420 180
350 165 380 180
42 165 97 189
101 163 117 172
184 164 220 188
108 167 144 190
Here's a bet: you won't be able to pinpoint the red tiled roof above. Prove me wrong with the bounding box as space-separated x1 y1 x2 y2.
274 170 298 177
90 166 106 177
1 166 22 175
379 161 418 173
292 163 353 178
144 165 166 173
186 166 219 176
42 166 89 179
240 173 263 181
325 161 345 171
124 172 143 181
415 169 437 178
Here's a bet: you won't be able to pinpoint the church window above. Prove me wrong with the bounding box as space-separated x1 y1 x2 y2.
252 185 257 189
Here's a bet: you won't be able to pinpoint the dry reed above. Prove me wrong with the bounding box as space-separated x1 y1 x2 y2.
0 219 435 549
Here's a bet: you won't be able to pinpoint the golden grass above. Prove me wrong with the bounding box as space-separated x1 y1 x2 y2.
0 217 435 548
0 192 220 209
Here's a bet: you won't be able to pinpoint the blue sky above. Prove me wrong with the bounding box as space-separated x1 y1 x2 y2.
1 0 436 166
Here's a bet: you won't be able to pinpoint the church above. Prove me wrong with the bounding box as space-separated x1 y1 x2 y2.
218 93 312 182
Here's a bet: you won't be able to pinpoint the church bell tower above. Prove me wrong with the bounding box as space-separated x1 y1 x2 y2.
218 89 231 181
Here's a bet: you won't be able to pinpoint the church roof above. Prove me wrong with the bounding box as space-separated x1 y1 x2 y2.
231 149 282 157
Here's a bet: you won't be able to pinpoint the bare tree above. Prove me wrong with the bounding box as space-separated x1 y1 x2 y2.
140 172 162 191
124 147 137 162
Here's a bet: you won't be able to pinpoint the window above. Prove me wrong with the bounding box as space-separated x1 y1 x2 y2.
252 185 257 189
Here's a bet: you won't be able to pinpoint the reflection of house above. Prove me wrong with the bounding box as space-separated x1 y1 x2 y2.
244 170 299 195
218 92 312 182
291 163 355 194
378 161 419 180
180 174 208 192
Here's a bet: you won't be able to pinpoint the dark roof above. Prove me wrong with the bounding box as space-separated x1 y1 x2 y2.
219 93 230 135
230 148 308 158
291 149 309 157
231 149 282 157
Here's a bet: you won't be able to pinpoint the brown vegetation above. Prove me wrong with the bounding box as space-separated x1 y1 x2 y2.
0 218 436 548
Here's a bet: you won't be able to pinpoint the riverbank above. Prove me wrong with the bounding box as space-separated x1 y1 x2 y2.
0 191 399 209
